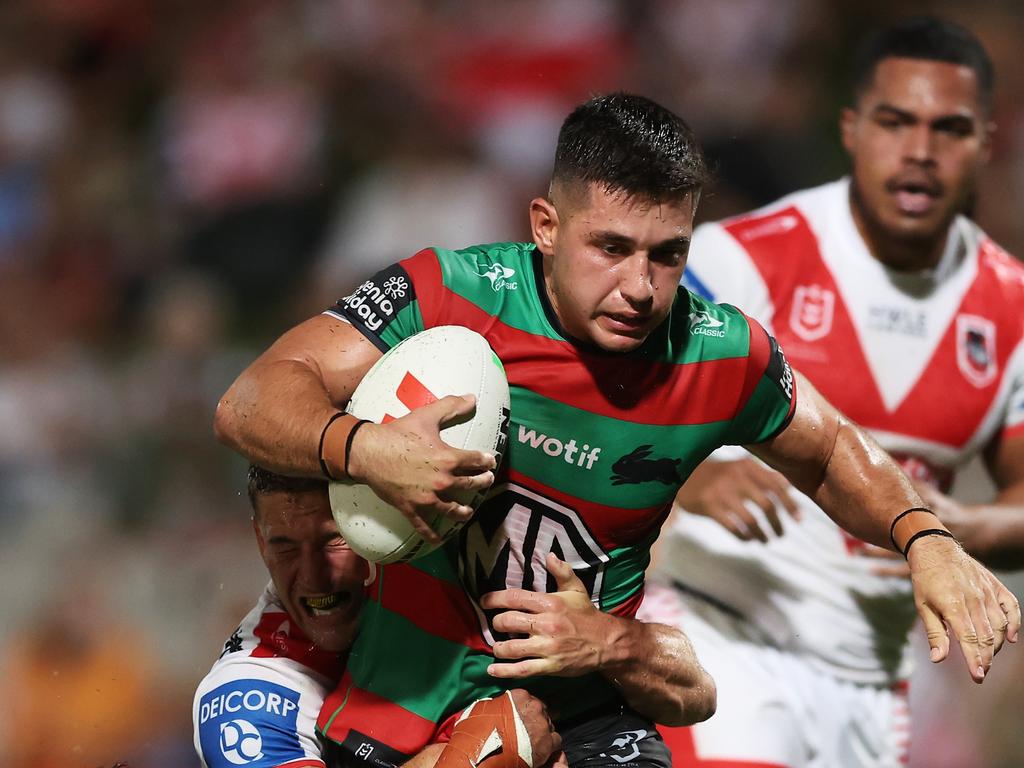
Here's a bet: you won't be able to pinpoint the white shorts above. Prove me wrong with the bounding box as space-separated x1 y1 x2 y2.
638 581 910 768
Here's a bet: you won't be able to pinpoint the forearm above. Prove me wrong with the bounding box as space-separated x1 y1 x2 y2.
599 616 716 726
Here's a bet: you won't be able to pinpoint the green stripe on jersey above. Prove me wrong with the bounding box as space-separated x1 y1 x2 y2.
508 388 730 509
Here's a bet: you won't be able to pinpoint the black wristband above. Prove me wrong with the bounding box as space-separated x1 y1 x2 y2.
318 412 349 480
889 507 935 552
903 528 958 557
343 419 370 479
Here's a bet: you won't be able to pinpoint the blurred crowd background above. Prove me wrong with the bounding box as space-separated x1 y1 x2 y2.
0 1 1021 766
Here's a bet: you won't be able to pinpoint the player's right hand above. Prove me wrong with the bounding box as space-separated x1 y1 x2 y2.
678 458 800 542
347 394 497 544
508 690 562 768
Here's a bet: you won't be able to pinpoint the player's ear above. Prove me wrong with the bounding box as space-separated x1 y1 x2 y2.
530 197 559 256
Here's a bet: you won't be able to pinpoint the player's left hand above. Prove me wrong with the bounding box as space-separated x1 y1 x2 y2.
907 534 1020 684
482 553 614 678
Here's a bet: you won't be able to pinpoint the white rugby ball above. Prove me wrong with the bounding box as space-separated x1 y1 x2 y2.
329 326 510 564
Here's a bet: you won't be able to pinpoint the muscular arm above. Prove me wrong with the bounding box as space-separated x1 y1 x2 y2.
214 314 382 476
748 373 1020 683
747 373 922 548
594 613 716 726
482 554 715 726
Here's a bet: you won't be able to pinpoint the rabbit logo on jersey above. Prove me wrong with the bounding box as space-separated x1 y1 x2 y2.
198 679 303 767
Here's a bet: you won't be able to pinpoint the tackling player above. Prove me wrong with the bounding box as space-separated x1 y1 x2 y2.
642 16 1024 767
195 467 701 768
213 92 1018 767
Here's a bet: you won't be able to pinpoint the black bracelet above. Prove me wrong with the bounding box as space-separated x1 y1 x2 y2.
903 529 958 557
344 419 370 479
318 411 349 480
889 506 935 552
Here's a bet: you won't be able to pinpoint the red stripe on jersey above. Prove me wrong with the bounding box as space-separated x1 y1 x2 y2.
278 760 326 768
250 611 345 680
725 209 1024 450
735 312 771 414
401 250 755 427
375 563 490 652
506 467 671 549
1003 423 1024 441
658 724 789 767
319 671 438 753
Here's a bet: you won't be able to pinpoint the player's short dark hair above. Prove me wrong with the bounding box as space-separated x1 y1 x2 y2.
551 92 709 203
850 16 994 113
247 464 327 513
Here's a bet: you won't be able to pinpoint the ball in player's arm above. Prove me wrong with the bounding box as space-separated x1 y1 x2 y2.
193 467 561 768
213 93 1015 764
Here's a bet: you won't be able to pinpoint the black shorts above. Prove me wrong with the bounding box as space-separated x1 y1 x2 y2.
559 705 671 768
321 705 671 768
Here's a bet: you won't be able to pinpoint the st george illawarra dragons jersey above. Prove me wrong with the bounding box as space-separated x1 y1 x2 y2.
657 178 1024 685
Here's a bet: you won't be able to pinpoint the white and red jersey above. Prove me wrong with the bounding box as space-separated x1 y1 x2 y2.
655 178 1024 684
193 584 346 768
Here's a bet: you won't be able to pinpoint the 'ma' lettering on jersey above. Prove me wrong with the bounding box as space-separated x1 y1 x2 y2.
198 679 302 768
516 423 601 469
340 263 414 333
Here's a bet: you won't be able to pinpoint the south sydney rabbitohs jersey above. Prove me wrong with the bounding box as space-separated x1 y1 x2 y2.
193 584 345 768
317 242 796 758
658 178 1024 685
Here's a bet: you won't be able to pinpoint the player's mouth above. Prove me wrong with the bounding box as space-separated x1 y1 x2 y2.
603 312 649 334
887 175 942 216
301 590 355 617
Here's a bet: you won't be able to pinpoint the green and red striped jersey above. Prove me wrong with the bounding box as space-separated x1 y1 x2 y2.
317 242 795 757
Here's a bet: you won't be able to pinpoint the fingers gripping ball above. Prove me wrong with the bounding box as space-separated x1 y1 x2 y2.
329 326 511 563
436 692 533 768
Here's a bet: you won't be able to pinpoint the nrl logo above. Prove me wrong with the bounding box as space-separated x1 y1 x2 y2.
689 310 726 337
477 262 518 291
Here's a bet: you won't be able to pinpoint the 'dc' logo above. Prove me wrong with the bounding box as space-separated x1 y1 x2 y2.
220 718 264 765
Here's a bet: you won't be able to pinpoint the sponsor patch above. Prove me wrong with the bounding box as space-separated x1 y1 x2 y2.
765 335 795 402
338 729 411 768
335 264 415 340
197 679 303 768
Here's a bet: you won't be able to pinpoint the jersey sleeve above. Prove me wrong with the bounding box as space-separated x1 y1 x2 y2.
323 248 445 352
724 311 797 445
193 658 329 768
684 222 775 329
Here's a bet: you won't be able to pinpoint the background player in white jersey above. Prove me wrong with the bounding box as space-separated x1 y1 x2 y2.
640 16 1024 768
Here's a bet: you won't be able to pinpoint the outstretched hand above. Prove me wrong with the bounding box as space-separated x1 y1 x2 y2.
348 394 496 543
907 534 1020 683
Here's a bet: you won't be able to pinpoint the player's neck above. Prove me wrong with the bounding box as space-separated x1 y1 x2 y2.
848 189 948 274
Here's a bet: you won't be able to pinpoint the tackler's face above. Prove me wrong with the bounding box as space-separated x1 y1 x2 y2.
253 488 367 653
531 182 696 353
841 57 993 257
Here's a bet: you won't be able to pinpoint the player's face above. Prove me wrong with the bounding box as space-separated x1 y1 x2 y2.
841 57 993 264
531 183 696 353
254 489 367 653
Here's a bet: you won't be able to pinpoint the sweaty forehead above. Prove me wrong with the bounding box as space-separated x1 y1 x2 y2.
862 57 984 116
256 490 333 531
